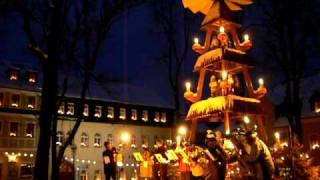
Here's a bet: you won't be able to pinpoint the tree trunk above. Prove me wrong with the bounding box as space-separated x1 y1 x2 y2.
34 2 61 179
34 41 58 180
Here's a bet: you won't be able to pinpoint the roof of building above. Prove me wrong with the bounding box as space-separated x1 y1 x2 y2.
0 60 174 109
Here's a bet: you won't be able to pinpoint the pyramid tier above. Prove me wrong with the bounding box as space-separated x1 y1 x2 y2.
193 48 254 72
186 95 262 120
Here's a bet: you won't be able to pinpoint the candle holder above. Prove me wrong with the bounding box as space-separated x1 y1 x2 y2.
192 37 206 54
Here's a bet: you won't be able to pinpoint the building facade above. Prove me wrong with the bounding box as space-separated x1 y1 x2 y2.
0 64 174 180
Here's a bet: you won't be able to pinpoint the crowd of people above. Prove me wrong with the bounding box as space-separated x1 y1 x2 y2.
102 127 275 180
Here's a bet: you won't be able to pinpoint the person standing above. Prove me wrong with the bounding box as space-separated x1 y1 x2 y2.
103 141 116 180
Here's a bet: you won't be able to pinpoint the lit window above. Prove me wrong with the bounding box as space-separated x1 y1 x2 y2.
161 112 167 123
66 103 74 115
9 122 19 137
80 132 89 147
27 96 35 109
28 72 38 83
107 107 114 119
119 108 126 120
9 69 19 81
0 93 3 107
142 110 148 122
315 101 320 113
107 134 113 144
26 123 34 138
11 94 20 107
94 106 102 118
58 102 65 114
83 104 89 116
154 112 160 122
80 170 87 180
94 133 101 147
56 131 64 146
131 109 137 120
131 135 137 148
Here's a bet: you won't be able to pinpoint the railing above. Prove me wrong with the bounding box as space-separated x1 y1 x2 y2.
0 136 36 148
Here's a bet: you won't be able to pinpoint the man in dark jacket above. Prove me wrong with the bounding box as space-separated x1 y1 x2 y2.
103 141 116 180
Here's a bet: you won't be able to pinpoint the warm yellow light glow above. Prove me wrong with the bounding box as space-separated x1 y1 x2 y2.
244 34 250 41
194 37 199 44
187 95 260 119
185 82 191 92
281 142 288 148
8 154 17 162
178 126 187 136
225 129 230 135
312 143 320 150
274 132 280 140
219 26 225 33
258 78 264 85
221 71 228 80
223 139 235 149
121 132 130 142
243 116 250 124
176 136 181 143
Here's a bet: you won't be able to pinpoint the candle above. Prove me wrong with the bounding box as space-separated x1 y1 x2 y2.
185 82 191 92
194 37 199 44
244 34 250 41
258 78 264 90
219 26 225 33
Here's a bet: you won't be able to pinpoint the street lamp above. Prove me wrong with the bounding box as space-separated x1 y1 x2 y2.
178 126 187 136
121 132 130 143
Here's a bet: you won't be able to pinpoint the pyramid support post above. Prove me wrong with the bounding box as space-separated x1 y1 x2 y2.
190 119 198 143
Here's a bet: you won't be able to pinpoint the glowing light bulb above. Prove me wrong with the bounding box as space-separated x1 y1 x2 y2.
244 34 250 41
219 26 225 33
121 132 130 142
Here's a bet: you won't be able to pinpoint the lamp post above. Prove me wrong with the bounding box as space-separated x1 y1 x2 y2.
119 132 130 180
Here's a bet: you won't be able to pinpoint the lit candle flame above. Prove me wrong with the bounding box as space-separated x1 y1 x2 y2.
258 78 264 86
244 34 250 41
185 82 191 92
219 26 225 33
274 132 280 140
222 71 228 80
194 37 199 44
243 116 250 124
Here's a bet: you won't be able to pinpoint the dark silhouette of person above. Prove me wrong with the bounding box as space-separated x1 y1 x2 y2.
103 141 116 180
205 130 227 180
